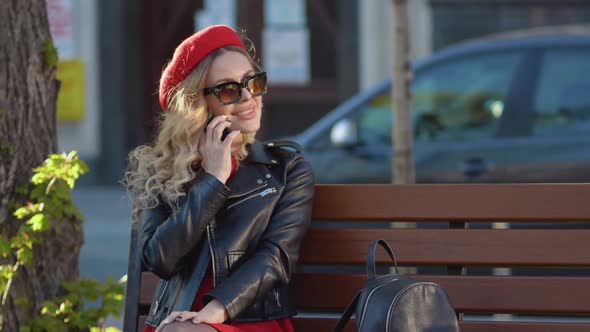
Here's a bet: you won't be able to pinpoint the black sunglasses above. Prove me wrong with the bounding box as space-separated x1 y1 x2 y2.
203 72 268 105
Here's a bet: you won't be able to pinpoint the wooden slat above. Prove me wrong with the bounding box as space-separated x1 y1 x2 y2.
292 317 354 332
292 274 590 314
292 318 590 332
142 272 590 315
431 275 590 314
140 272 160 306
313 184 590 221
138 315 146 332
300 228 590 266
460 321 590 332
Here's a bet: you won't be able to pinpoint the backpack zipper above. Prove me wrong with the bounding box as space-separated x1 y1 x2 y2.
357 279 398 330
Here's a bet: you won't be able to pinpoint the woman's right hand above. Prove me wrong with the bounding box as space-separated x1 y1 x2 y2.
199 115 240 183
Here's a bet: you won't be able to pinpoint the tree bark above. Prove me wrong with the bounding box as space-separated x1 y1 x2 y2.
0 1 83 330
392 0 415 184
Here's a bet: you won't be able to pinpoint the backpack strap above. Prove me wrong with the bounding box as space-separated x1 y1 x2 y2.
367 239 400 279
332 292 360 332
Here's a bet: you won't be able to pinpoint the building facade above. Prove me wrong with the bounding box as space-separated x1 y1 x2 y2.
54 0 590 185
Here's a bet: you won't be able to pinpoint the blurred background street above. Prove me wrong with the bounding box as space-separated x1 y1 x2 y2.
73 186 131 329
74 187 130 283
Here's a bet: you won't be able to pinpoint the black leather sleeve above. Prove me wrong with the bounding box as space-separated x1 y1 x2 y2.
140 171 231 280
204 153 315 320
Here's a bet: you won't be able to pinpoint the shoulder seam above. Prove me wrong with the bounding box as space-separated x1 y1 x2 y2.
264 140 302 153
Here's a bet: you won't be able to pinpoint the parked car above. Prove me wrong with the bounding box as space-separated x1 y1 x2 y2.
292 28 590 184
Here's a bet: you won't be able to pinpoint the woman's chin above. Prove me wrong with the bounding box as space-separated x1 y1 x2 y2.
236 123 260 134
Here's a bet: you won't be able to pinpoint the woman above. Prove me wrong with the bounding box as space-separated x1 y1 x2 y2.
124 25 315 332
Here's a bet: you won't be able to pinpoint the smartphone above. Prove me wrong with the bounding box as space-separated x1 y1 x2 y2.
205 116 232 141
221 127 232 140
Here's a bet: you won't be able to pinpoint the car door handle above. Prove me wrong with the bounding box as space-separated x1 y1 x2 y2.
458 157 492 181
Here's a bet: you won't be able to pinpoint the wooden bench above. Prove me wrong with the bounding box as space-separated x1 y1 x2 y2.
123 184 590 332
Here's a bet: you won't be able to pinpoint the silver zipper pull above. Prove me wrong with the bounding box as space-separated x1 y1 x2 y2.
153 301 159 314
274 289 281 308
259 187 277 197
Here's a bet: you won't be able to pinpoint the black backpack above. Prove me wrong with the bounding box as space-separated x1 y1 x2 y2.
333 239 460 332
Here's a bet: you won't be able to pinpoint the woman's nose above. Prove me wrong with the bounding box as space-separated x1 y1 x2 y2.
239 87 253 102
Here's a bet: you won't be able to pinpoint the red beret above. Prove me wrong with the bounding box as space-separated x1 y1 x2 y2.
159 25 246 111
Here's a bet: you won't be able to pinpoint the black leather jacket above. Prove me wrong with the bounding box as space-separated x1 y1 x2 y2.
140 141 314 327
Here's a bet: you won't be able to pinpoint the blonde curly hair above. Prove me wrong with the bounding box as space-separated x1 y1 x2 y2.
124 44 261 214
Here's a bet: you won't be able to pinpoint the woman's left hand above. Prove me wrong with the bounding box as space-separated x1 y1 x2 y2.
155 310 197 331
155 299 229 331
191 299 230 324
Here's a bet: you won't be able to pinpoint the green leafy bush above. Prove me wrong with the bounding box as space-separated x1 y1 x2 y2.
0 151 125 332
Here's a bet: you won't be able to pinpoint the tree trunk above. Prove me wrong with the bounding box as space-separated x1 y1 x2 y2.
0 1 83 331
392 0 415 184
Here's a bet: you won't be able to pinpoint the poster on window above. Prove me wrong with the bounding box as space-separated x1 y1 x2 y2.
56 60 85 121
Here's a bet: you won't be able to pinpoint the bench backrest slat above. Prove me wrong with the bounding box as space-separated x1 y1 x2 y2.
139 272 158 308
313 184 590 221
292 274 590 313
300 228 590 266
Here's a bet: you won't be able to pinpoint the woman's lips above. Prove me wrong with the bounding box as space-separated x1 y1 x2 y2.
232 107 256 120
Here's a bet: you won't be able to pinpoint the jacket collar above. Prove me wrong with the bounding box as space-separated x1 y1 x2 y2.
245 141 275 165
226 142 275 198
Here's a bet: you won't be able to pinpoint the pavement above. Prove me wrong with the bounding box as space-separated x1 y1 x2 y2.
71 185 133 330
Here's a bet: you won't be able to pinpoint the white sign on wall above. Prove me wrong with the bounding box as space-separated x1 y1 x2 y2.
263 0 309 85
195 0 236 31
46 0 75 59
263 28 310 85
264 0 306 26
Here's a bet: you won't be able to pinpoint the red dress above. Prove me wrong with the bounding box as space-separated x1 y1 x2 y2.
144 158 295 332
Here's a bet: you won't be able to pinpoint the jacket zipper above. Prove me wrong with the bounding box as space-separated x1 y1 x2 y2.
228 182 268 199
260 188 277 197
357 279 398 330
227 185 277 210
274 289 281 308
207 224 217 287
152 280 169 315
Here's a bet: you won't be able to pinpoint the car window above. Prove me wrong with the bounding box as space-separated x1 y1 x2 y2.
533 48 590 137
356 52 522 145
